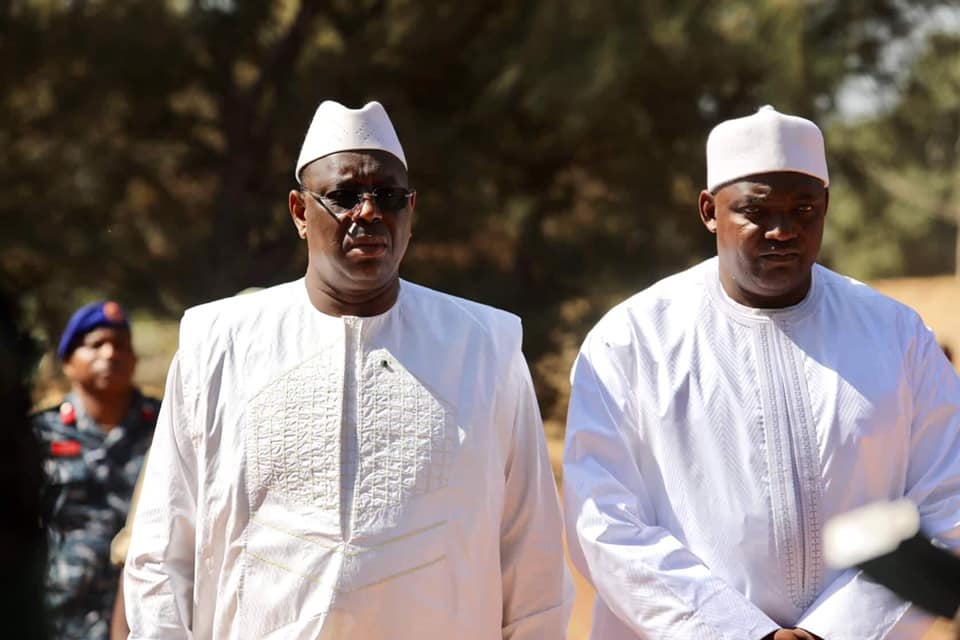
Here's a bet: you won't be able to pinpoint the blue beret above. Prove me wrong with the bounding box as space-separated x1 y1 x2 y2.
57 300 130 361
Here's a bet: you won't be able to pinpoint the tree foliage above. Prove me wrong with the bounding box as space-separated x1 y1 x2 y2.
823 28 960 278
2 0 956 422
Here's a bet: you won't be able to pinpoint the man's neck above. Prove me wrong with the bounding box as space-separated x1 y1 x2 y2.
718 270 813 309
71 386 134 432
304 272 401 318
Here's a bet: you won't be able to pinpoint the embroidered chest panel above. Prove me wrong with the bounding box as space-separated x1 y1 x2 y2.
244 343 460 524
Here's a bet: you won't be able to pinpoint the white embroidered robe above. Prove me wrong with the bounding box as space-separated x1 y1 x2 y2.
564 258 960 639
125 279 571 639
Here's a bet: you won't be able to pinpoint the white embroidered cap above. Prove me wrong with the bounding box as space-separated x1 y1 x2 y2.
706 105 829 191
295 100 407 183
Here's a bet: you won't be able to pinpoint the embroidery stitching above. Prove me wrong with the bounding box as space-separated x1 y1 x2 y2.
758 326 802 607
246 345 342 511
784 337 823 607
249 517 447 556
354 350 458 517
244 549 447 594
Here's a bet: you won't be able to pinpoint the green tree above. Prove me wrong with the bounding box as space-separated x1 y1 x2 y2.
823 30 960 279
1 0 953 419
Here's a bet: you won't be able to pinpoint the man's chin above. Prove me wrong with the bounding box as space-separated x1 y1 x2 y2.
92 376 134 394
754 262 810 284
751 275 812 302
342 259 398 282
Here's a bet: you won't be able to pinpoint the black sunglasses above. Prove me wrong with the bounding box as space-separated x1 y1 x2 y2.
301 187 414 219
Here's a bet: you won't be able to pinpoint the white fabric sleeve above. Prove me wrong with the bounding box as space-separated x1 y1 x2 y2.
794 569 922 639
563 334 780 640
124 352 198 639
500 348 574 639
798 322 960 639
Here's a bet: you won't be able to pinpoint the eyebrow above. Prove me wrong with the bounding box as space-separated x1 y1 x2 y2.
326 175 402 189
736 192 821 203
731 195 768 206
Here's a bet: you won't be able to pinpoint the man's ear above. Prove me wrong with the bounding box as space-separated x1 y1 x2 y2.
699 190 718 234
289 190 308 239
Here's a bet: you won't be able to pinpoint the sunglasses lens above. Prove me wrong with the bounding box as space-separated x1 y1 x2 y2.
374 188 409 211
319 188 409 214
325 190 362 211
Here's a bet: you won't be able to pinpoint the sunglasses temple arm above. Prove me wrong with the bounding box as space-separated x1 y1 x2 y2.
309 192 348 224
321 206 343 225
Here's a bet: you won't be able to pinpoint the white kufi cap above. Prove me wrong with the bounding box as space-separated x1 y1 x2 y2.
295 100 406 183
706 105 828 191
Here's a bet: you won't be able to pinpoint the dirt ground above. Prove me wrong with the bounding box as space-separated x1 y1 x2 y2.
870 274 960 360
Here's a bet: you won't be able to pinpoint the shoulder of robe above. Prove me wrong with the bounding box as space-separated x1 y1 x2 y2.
610 260 708 321
580 263 710 361
816 264 925 330
178 280 302 348
402 280 522 351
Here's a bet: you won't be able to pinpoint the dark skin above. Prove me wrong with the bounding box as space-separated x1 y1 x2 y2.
289 149 415 317
111 574 127 640
62 326 137 431
763 628 823 640
699 171 829 309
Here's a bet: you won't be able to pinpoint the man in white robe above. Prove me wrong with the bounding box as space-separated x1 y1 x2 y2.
124 100 572 639
563 105 960 639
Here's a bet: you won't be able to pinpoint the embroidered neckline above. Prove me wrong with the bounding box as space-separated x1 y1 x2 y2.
297 277 405 329
704 257 822 325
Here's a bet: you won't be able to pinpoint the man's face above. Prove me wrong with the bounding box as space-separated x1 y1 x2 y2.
290 150 414 303
699 171 828 308
63 326 136 394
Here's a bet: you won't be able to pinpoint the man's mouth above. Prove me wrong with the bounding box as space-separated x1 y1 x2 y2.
760 250 800 260
345 237 388 258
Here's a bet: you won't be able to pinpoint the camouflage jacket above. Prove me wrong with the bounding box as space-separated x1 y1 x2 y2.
32 390 158 640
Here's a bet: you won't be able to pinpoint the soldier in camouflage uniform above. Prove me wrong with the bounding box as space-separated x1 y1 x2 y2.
31 301 157 640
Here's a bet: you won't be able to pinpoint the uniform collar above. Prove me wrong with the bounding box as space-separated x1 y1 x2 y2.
65 389 147 445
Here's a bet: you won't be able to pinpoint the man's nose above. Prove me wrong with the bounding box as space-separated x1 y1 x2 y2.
351 195 383 223
765 212 797 240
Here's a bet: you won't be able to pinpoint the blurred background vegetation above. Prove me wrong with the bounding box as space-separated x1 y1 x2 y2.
4 0 960 429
